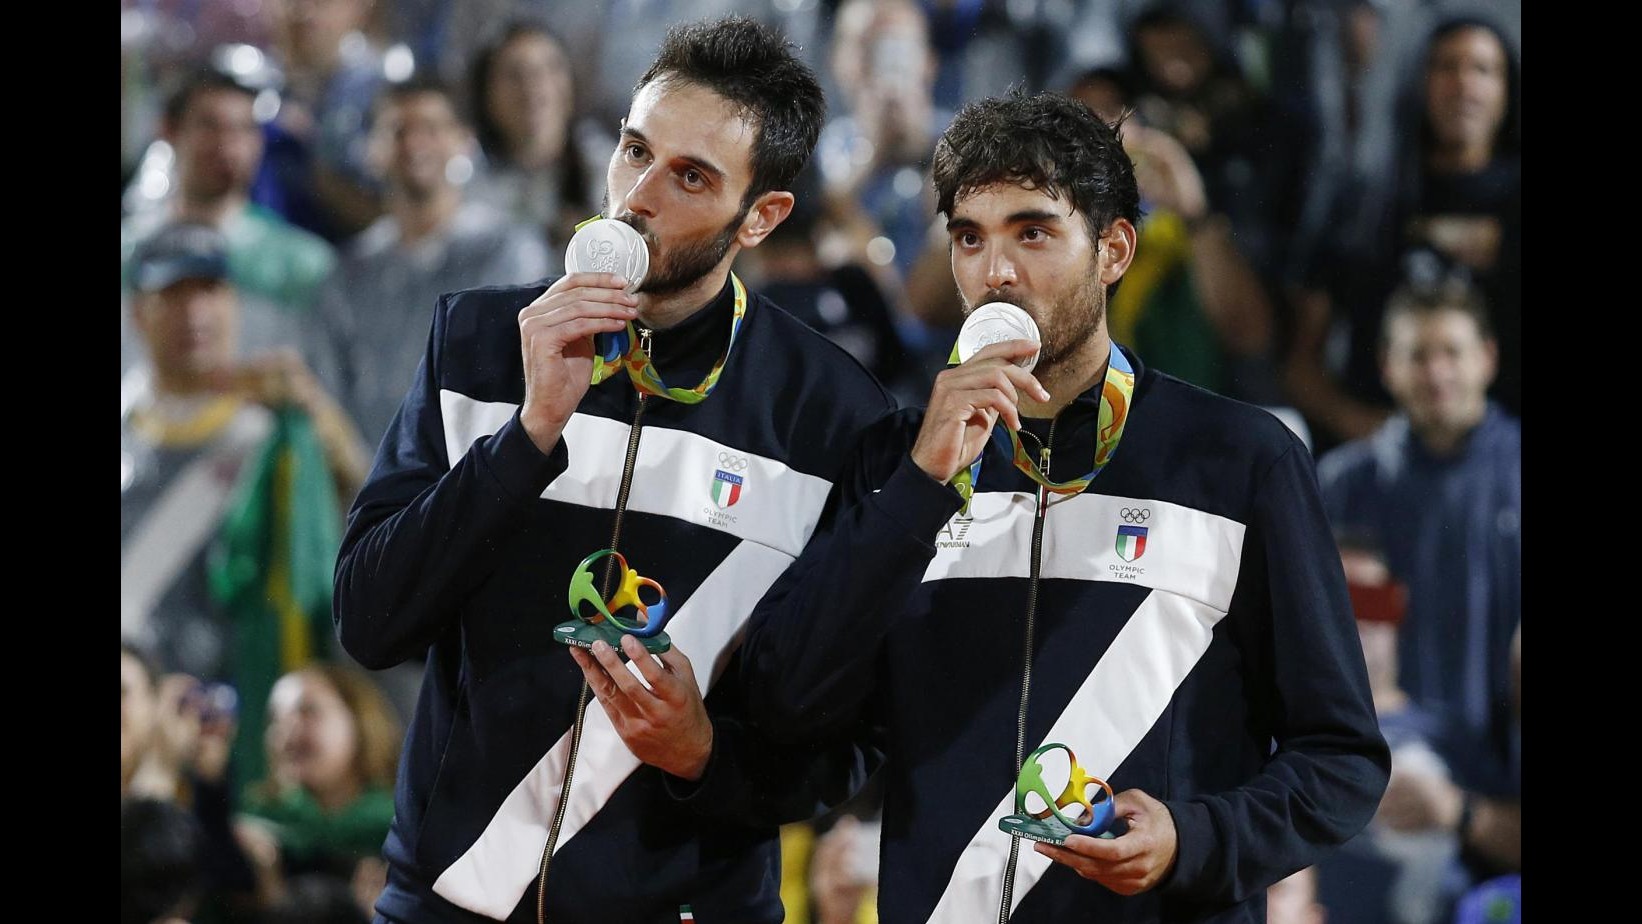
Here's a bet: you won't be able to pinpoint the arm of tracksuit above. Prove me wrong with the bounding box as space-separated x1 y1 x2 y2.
1161 437 1392 905
333 292 568 669
741 415 963 745
663 646 888 828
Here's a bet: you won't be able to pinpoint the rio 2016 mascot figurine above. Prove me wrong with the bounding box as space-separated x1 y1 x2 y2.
556 549 673 654
998 742 1118 845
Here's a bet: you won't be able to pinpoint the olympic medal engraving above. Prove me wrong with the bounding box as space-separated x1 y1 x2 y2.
565 218 651 292
956 301 1041 372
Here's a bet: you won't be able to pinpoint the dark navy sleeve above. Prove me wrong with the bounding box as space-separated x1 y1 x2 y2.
662 649 887 827
333 293 568 669
740 415 962 743
1162 439 1391 904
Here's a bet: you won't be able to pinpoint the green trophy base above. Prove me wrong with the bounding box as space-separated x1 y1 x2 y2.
997 814 1118 846
553 619 672 655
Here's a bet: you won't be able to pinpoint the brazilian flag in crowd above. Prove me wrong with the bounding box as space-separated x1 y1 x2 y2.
208 407 342 789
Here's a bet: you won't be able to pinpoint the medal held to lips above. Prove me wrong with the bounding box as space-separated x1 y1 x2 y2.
565 218 650 292
956 301 1041 372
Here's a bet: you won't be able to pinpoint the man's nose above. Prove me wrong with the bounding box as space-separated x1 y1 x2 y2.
985 248 1018 291
623 165 663 219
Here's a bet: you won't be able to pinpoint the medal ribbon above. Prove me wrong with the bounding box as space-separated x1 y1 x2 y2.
589 273 748 404
948 342 1135 514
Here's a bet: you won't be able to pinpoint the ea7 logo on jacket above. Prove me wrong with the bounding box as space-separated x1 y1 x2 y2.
1116 507 1150 562
935 512 973 550
712 452 748 509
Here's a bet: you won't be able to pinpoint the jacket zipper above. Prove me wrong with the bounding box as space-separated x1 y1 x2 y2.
537 327 653 923
998 416 1056 923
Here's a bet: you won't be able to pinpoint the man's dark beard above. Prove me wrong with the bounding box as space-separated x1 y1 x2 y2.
1037 274 1104 370
606 205 744 297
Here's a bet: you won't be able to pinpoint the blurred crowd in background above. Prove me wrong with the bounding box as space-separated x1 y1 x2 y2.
119 1 1521 922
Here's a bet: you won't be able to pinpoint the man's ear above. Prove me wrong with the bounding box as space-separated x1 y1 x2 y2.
1099 218 1138 286
735 190 795 249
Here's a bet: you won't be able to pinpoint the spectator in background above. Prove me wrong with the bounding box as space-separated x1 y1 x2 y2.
805 814 881 924
124 641 168 799
120 0 276 190
1317 274 1520 901
1287 14 1521 448
121 640 263 921
122 222 370 787
122 67 338 399
122 797 206 924
815 0 953 370
464 19 607 257
741 165 923 405
309 75 551 454
1068 68 1279 405
1317 537 1467 924
237 664 401 915
1123 4 1281 274
253 0 386 242
1268 0 1394 294
1266 866 1326 924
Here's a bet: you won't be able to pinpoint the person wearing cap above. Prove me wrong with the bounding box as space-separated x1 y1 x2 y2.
121 66 338 405
1313 534 1464 924
122 220 371 784
737 90 1389 923
332 17 896 924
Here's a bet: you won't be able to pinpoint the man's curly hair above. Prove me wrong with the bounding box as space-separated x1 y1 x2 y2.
933 90 1142 250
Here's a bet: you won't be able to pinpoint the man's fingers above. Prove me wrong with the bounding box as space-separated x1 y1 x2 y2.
1059 832 1141 863
651 645 702 703
591 639 665 707
520 294 639 327
520 285 640 322
521 315 632 349
568 647 616 701
619 635 671 691
968 337 1041 364
590 640 642 696
655 644 696 683
999 364 1050 402
542 271 634 297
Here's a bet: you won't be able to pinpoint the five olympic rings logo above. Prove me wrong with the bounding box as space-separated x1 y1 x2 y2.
718 452 749 472
1120 507 1151 523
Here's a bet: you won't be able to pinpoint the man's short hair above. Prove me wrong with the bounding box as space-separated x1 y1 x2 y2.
1380 254 1494 348
933 90 1142 252
163 66 257 126
635 16 826 207
371 74 461 128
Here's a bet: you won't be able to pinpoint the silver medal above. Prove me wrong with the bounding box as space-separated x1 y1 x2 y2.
564 218 650 292
956 301 1041 372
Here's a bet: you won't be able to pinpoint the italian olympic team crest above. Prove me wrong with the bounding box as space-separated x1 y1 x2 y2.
1116 506 1150 562
712 451 748 509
